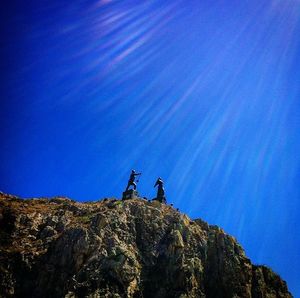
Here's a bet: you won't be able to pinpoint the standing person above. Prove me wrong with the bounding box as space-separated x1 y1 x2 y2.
125 170 141 191
154 177 165 198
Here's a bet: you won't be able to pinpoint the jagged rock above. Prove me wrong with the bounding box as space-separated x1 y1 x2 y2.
0 193 292 298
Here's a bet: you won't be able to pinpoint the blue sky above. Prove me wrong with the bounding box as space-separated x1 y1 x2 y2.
1 0 300 296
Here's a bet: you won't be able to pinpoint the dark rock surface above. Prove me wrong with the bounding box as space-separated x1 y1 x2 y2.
0 192 292 297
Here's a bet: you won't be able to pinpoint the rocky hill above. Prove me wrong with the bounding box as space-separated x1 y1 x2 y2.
0 192 292 298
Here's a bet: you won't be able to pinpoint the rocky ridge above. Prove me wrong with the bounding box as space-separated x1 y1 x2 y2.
0 192 292 297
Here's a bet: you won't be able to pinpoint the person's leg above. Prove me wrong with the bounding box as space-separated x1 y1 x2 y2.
125 182 130 191
133 182 137 190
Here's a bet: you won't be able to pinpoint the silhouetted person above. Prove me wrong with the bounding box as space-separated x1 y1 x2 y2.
154 177 165 198
125 170 141 191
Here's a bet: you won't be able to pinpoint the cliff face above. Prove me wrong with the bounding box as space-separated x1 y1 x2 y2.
0 192 292 298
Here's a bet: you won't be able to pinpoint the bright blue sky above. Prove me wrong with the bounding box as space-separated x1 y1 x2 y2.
1 0 300 296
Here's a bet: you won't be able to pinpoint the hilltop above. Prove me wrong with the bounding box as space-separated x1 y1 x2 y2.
0 192 292 297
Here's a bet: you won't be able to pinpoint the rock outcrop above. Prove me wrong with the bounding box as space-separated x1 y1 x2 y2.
0 192 292 297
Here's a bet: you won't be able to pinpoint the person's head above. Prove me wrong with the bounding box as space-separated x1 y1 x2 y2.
131 169 136 173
